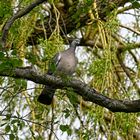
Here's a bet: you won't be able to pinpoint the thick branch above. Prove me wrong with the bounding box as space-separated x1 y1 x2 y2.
80 38 140 52
0 66 140 113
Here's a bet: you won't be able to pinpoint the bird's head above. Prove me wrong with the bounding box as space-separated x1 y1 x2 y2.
71 38 81 47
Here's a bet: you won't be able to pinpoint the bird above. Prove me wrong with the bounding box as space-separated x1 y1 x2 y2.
37 39 80 105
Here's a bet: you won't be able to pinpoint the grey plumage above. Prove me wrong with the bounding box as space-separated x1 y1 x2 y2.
38 39 80 105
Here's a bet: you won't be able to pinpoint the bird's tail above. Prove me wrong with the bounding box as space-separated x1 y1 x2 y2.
38 85 56 105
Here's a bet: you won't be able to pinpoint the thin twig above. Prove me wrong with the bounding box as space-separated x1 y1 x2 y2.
0 114 49 128
0 91 19 115
0 113 59 140
120 24 140 35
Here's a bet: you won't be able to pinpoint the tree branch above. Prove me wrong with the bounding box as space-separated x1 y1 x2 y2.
117 4 133 14
120 24 140 35
0 0 47 48
0 66 140 113
117 50 140 94
27 0 132 45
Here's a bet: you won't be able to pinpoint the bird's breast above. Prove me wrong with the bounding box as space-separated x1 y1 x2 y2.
56 54 77 75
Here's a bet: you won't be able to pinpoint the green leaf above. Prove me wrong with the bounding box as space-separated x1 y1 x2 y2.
67 89 78 105
49 61 57 73
132 1 140 8
65 112 70 118
60 125 72 136
0 1 12 19
76 22 81 28
6 114 12 120
67 127 72 136
26 52 39 64
10 58 23 67
19 121 25 130
13 124 18 132
11 119 18 124
0 60 12 72
5 125 11 133
16 111 20 117
9 134 15 140
0 58 22 73
11 50 18 56
15 79 27 88
60 124 68 132
0 51 4 59
63 109 70 118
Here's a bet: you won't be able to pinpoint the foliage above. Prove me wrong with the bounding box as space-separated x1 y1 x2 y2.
0 0 140 140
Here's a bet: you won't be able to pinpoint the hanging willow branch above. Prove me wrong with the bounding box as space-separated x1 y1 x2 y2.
1 0 47 48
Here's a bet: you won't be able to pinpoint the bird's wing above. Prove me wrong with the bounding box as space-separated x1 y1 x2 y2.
53 52 61 66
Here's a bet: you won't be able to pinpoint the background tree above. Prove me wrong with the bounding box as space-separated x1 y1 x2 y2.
0 0 140 139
